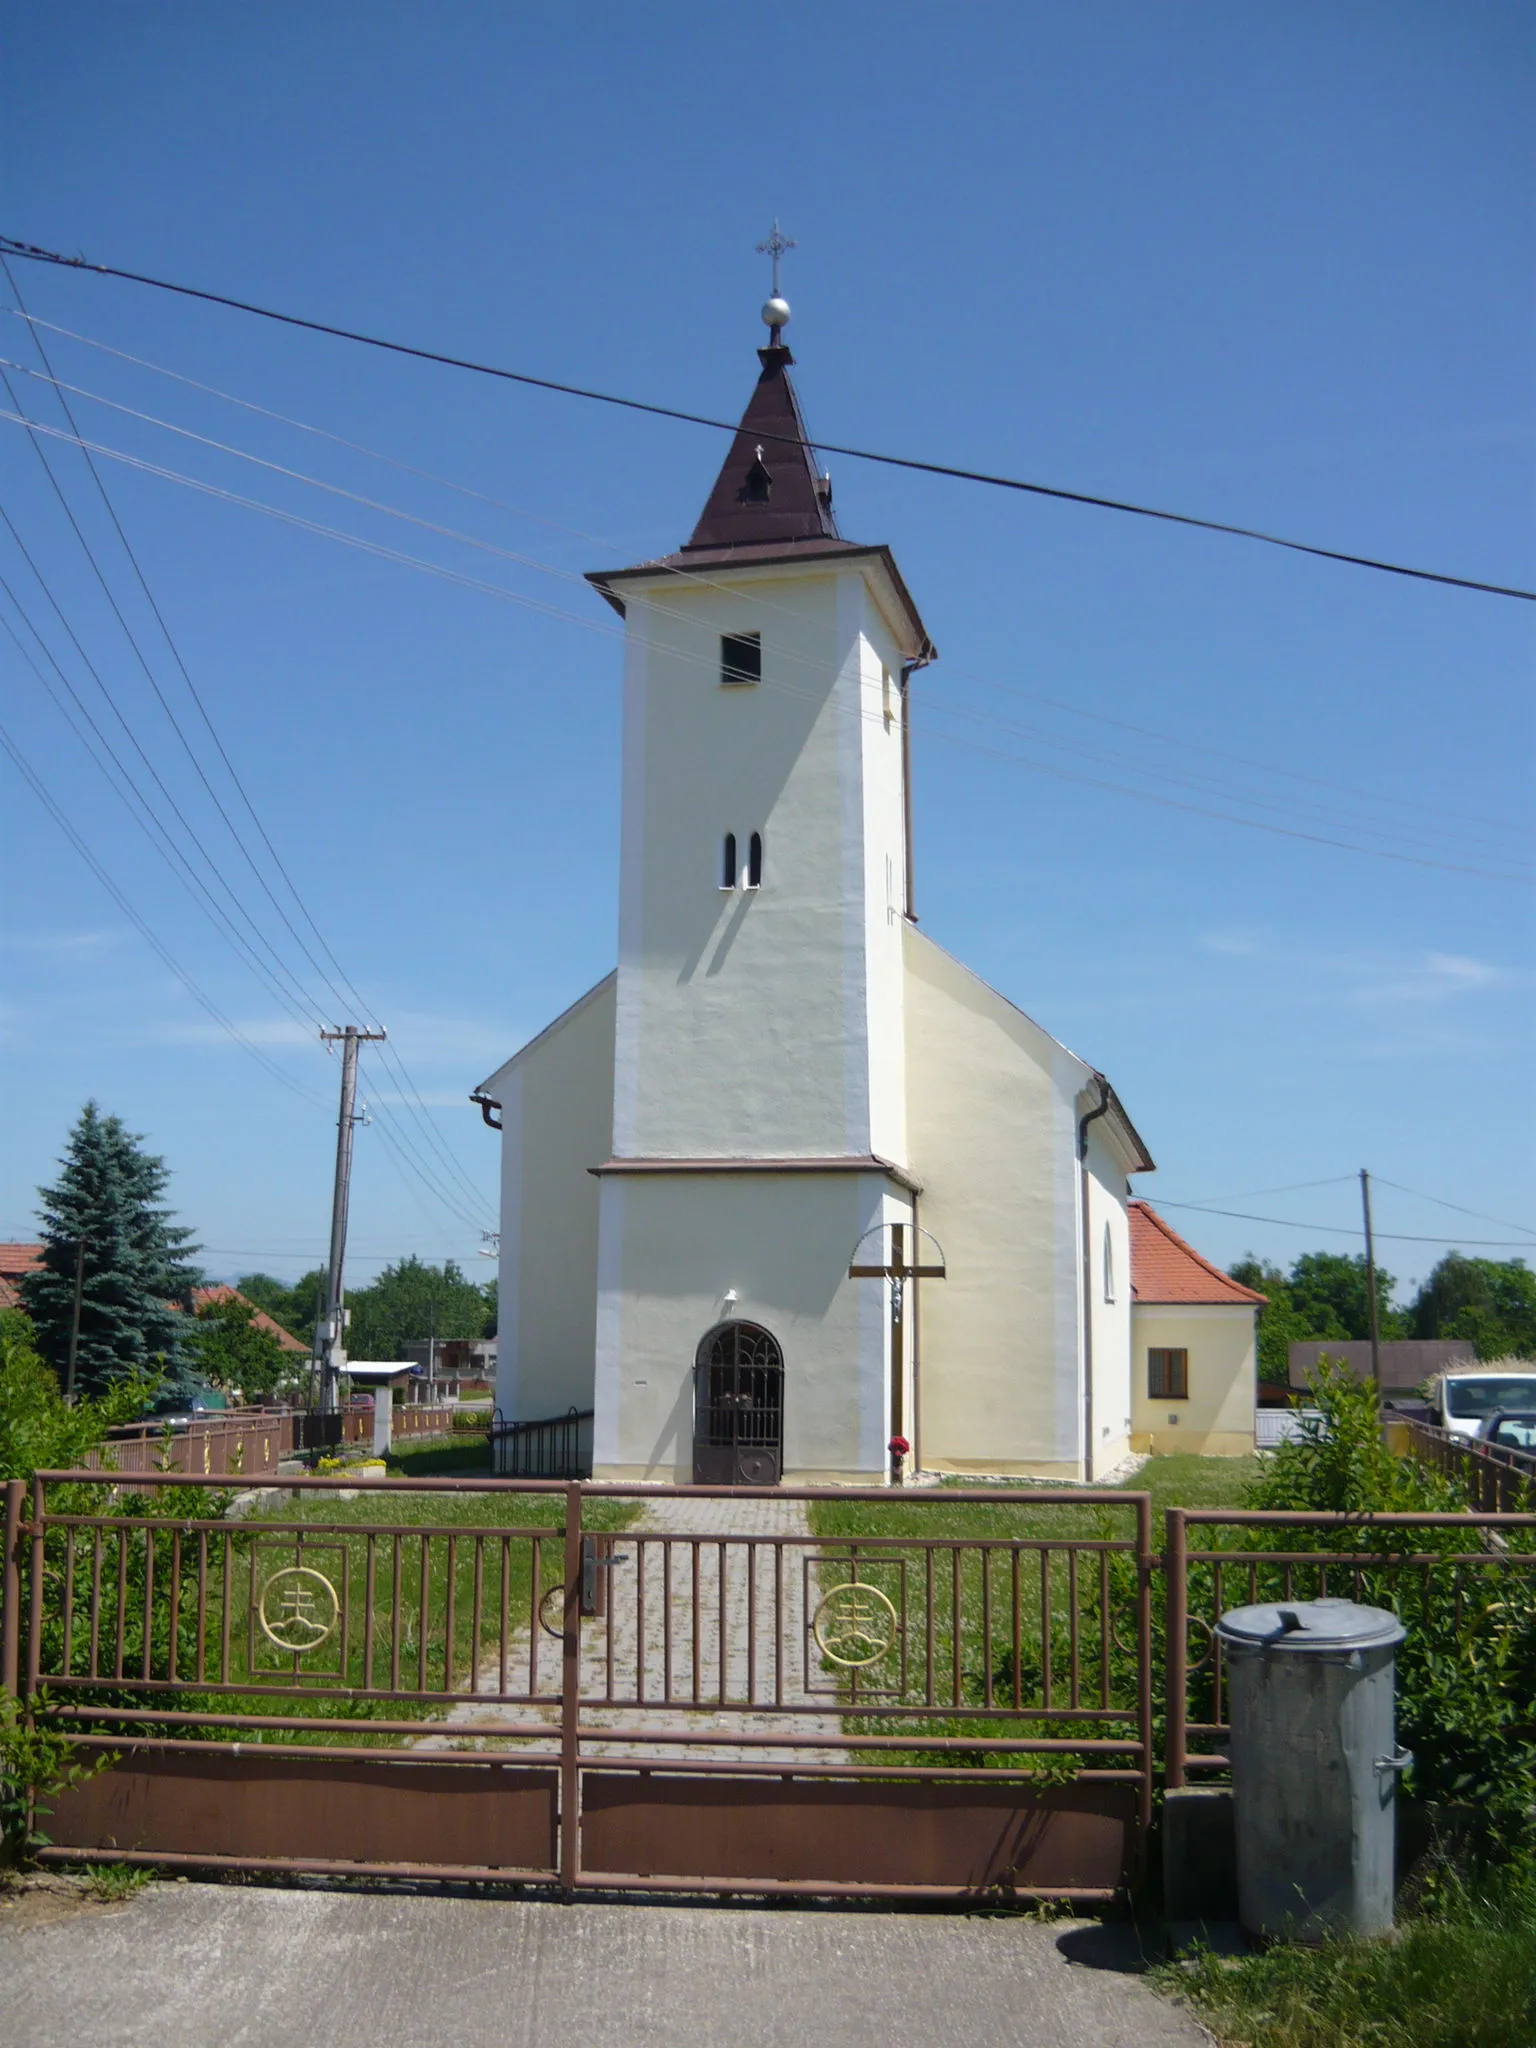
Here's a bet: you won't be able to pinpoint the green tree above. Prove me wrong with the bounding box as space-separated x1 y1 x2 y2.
183 1295 295 1400
20 1103 202 1401
0 1309 153 1481
1287 1250 1406 1343
1230 1256 1312 1383
234 1269 324 1350
1411 1253 1536 1361
346 1257 492 1359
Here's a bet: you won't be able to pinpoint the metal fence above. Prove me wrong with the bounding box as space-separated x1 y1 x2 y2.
81 1404 379 1477
388 1405 462 1442
2 1470 1154 1900
1401 1417 1536 1512
489 1408 593 1479
1164 1505 1536 1788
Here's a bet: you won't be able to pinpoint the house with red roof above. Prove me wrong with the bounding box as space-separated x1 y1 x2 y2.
1129 1202 1265 1457
0 1242 44 1312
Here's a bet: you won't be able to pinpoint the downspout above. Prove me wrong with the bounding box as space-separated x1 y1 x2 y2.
1077 1075 1111 1482
470 1093 503 1131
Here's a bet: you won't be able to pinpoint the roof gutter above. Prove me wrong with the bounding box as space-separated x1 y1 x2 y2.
1077 1074 1113 1482
470 1092 503 1131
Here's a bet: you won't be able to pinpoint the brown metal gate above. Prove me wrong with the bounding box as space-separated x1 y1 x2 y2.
2 1470 1154 1901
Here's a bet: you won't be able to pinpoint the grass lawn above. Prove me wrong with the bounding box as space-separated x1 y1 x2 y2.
1157 1859 1536 2048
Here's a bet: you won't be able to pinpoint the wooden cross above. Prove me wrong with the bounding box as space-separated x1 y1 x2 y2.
848 1223 947 1467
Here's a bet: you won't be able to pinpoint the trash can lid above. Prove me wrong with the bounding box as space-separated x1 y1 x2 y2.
1215 1596 1405 1653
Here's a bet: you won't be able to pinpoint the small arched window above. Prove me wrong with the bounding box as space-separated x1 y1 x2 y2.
721 833 737 890
747 831 763 889
1103 1221 1116 1304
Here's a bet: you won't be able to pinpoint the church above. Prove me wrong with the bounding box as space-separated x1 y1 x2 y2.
474 287 1252 1485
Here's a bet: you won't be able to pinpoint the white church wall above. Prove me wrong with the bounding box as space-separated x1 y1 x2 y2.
488 974 615 1424
1131 1303 1258 1456
1083 1124 1134 1480
609 562 908 1162
591 1168 895 1483
903 927 1086 1479
848 578 909 1167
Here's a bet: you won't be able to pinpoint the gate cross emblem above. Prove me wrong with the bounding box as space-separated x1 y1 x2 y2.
812 1581 899 1667
258 1565 340 1653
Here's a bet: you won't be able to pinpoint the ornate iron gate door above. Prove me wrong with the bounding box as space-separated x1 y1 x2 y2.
692 1321 783 1485
6 1470 1155 1900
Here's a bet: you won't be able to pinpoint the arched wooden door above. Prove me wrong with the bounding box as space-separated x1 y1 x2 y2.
692 1321 784 1485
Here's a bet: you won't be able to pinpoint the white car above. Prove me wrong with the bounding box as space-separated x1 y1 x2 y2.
1430 1370 1536 1438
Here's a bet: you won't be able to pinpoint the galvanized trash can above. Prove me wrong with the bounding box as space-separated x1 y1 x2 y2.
1215 1596 1410 1941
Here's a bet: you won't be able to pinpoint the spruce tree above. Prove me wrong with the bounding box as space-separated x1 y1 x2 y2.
20 1102 202 1399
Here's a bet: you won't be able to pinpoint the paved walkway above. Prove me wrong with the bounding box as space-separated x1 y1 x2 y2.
422 1492 848 1763
0 1882 1211 2048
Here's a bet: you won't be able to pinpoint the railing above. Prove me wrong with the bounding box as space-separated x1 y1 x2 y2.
1401 1417 1536 1512
1164 1505 1536 1788
489 1407 594 1479
1 1470 1156 1898
388 1404 462 1441
80 1403 381 1476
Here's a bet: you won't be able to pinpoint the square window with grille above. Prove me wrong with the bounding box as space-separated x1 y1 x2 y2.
1148 1348 1189 1400
721 631 761 687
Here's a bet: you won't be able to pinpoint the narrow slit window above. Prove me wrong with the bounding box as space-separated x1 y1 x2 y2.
721 631 761 688
747 831 763 889
1103 1221 1116 1303
1148 1348 1189 1400
721 833 737 890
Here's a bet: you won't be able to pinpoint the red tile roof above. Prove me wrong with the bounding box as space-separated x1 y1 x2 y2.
1129 1202 1267 1307
0 1243 43 1311
190 1284 308 1354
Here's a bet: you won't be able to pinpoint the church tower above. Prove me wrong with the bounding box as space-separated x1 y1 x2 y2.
477 261 1157 1488
582 285 936 1482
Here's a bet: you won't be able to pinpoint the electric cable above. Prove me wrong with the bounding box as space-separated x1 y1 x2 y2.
23 303 1526 849
1 234 1528 601
0 716 327 1106
1365 1178 1536 1242
13 349 1524 872
2 403 1527 887
1150 1197 1536 1247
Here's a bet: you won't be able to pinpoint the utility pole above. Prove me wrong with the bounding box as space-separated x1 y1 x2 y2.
1360 1168 1381 1385
63 1239 85 1405
318 1026 386 1418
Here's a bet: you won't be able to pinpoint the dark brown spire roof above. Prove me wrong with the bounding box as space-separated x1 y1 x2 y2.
685 343 841 552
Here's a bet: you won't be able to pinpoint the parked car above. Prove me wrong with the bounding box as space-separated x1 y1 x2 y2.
142 1383 230 1426
1427 1369 1536 1438
1479 1411 1536 1454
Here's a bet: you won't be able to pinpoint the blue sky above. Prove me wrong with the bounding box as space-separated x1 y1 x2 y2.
1 1 1531 1301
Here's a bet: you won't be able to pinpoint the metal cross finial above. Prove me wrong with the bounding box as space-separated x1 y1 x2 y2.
756 219 796 297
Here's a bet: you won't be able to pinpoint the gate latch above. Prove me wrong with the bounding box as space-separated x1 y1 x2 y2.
580 1534 629 1616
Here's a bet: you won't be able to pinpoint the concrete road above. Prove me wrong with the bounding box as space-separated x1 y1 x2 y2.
0 1880 1210 2048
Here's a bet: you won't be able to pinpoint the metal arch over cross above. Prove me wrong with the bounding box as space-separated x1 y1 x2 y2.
756 219 796 297
848 1222 947 1480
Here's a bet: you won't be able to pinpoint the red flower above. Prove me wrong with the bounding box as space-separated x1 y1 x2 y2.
888 1435 911 1456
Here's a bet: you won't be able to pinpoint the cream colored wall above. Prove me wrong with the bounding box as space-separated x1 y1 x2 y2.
592 1168 896 1483
611 559 910 1163
903 926 1089 1479
488 975 615 1424
1130 1303 1257 1456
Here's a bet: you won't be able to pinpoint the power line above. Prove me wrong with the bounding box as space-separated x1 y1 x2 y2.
0 577 327 1031
1 287 495 1231
15 347 1526 877
4 403 1528 888
0 716 327 1106
27 302 1529 853
2 233 1529 603
1151 1197 1536 1248
1366 1177 1536 1242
